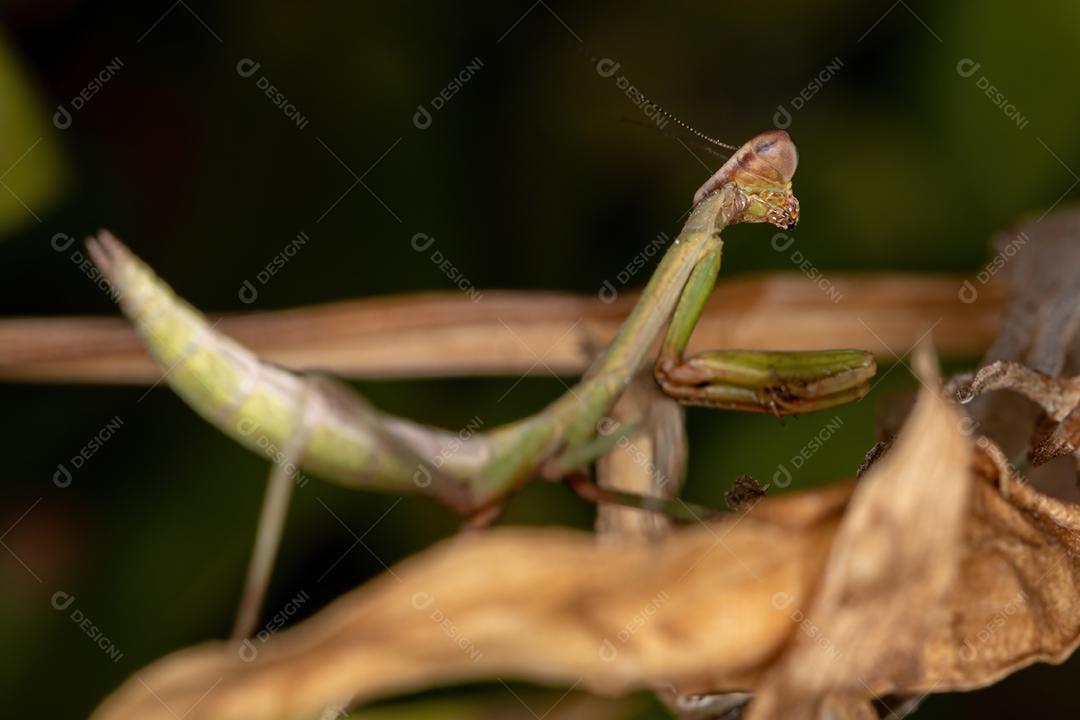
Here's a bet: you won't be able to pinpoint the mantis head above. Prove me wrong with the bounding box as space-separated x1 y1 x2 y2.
693 130 800 230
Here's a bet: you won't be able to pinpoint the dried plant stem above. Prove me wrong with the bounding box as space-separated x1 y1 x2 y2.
0 275 1001 384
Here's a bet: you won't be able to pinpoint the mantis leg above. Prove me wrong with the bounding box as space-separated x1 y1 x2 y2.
654 244 876 415
656 241 724 376
232 378 318 640
232 451 297 641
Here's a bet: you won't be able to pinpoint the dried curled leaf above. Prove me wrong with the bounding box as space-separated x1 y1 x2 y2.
961 360 1080 466
747 345 971 718
98 343 1080 719
915 438 1080 691
961 209 1080 485
93 485 851 719
1032 408 1080 467
92 350 1080 717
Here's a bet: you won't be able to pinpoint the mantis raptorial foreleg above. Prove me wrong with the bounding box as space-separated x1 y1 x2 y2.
651 217 874 414
653 243 874 414
658 348 874 414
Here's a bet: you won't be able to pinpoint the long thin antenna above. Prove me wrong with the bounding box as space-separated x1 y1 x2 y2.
572 42 742 153
618 116 728 159
640 96 740 152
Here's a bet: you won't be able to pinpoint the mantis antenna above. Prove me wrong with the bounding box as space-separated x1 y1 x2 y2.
640 97 741 152
618 116 729 160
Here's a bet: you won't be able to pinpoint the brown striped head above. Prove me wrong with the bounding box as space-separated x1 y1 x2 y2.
692 130 800 229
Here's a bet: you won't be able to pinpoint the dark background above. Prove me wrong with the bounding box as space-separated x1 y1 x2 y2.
1 1 1078 717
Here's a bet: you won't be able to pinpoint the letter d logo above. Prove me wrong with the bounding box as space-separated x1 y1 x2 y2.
958 280 978 304
53 105 72 130
595 58 620 78
598 280 618 304
236 58 261 78
54 463 73 488
52 591 75 611
410 232 435 252
238 280 259 304
956 58 981 78
238 639 259 662
773 105 792 130
413 104 432 130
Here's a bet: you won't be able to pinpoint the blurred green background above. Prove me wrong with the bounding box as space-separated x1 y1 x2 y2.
1 1 1078 717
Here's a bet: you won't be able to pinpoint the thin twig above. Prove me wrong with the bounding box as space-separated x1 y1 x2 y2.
0 275 1002 384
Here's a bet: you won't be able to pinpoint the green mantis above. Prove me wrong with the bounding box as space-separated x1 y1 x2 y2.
87 128 874 517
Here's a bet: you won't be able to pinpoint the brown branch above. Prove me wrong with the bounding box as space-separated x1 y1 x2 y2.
0 274 1002 384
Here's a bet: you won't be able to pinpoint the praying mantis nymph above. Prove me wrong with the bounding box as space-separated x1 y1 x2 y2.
86 127 875 513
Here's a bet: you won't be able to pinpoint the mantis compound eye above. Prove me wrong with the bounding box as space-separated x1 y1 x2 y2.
749 130 798 185
693 130 800 210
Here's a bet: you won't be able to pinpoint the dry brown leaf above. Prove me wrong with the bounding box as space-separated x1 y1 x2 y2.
94 341 1080 719
961 209 1080 499
914 438 1080 691
747 344 970 718
961 360 1080 467
1032 407 1080 467
93 485 852 720
88 344 977 720
745 346 1080 718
